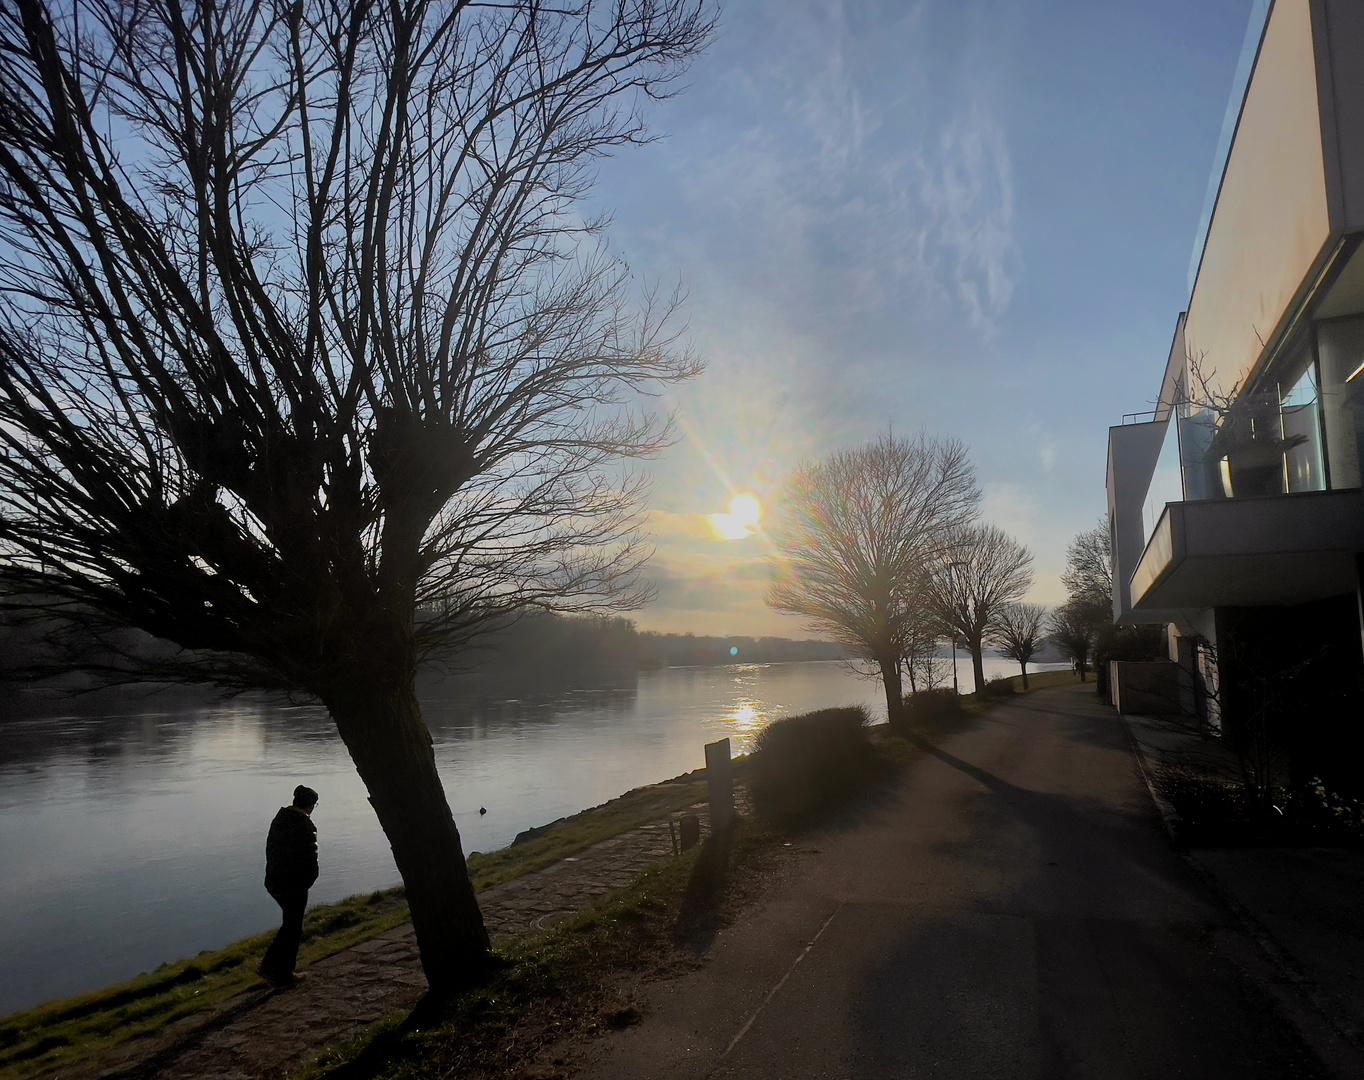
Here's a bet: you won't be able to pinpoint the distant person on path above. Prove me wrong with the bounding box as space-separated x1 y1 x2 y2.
258 785 319 987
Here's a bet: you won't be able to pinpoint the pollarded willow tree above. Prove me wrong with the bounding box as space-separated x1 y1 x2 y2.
766 432 979 724
0 0 713 989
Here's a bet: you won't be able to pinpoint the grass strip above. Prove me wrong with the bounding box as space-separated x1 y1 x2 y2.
0 777 710 1080
287 845 716 1080
284 816 812 1079
960 668 1085 712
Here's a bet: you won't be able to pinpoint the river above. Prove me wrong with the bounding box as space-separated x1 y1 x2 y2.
0 656 1067 1015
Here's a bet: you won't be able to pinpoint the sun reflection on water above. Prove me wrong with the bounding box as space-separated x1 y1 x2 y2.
724 700 772 753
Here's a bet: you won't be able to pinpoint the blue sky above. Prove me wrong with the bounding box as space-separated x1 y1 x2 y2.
586 0 1252 636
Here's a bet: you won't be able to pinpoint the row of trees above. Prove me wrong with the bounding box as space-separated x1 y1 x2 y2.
764 432 1044 722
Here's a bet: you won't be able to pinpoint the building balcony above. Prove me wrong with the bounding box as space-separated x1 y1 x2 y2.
1129 489 1364 611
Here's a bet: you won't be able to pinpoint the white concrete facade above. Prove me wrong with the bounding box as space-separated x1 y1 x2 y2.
1108 0 1364 715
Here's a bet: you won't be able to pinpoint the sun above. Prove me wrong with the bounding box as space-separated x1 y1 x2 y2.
729 494 761 528
708 493 763 541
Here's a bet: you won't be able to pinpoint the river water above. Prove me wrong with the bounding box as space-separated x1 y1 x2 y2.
0 656 1065 1015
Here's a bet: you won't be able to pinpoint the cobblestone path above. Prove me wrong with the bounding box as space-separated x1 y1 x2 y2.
96 804 715 1080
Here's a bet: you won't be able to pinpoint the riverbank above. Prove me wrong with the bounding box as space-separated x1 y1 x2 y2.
0 777 712 1080
0 657 899 1013
1 670 1084 1080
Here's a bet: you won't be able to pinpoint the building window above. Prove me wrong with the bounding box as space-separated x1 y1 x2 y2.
1191 331 1326 499
1280 364 1324 492
1316 316 1364 489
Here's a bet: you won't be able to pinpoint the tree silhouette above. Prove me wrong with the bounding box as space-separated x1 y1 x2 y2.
1061 518 1113 629
0 0 712 989
988 602 1047 689
1049 605 1097 682
928 525 1034 694
767 432 978 724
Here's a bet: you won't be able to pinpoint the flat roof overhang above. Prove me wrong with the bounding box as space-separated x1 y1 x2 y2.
1130 489 1364 610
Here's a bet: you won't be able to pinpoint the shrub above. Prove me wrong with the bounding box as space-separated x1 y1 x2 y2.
894 688 964 734
1152 764 1248 844
981 676 1017 698
748 706 876 824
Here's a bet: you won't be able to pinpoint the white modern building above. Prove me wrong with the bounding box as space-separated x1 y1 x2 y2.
1108 0 1364 765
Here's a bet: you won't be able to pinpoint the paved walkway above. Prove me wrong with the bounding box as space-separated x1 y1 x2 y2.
575 684 1362 1080
83 803 715 1080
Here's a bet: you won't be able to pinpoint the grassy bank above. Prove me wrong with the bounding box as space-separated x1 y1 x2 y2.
0 777 709 1080
961 667 1084 710
291 828 769 1080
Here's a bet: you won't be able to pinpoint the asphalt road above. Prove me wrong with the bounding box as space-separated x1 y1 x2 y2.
578 683 1328 1080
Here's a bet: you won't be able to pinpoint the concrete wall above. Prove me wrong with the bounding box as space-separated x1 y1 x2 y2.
1110 660 1191 717
1315 0 1364 231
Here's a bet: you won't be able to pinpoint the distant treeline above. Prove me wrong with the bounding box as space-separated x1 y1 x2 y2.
423 610 846 688
637 631 845 668
0 606 846 711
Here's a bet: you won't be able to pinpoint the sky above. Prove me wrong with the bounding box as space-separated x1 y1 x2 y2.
582 0 1253 638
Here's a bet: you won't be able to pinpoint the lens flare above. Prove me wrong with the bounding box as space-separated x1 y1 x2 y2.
708 493 762 540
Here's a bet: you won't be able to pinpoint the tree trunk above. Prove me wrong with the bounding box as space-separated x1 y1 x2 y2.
969 639 986 696
327 679 490 992
1019 662 1029 690
879 655 904 725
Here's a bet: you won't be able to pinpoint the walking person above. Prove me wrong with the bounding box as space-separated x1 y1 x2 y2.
258 785 319 987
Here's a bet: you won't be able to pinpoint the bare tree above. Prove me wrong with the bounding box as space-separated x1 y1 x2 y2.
928 525 1033 694
901 607 949 694
1061 518 1112 629
767 432 978 725
0 0 713 989
1049 604 1096 682
1061 516 1163 697
988 602 1047 689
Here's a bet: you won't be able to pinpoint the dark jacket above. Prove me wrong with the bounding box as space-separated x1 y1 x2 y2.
264 807 318 896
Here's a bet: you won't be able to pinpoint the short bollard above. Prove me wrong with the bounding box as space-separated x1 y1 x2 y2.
705 737 734 833
678 813 701 851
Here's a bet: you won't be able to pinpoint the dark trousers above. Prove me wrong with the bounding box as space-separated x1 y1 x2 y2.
261 888 307 978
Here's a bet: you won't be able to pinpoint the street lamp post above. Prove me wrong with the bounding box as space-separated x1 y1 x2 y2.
951 635 959 695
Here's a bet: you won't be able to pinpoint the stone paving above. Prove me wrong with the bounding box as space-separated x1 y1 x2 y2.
88 804 716 1080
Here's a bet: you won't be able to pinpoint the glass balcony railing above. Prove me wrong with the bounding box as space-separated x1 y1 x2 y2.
1141 417 1181 543
1138 366 1328 551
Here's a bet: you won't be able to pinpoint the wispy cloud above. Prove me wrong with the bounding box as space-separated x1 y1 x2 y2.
657 0 1019 345
915 99 1019 333
1023 421 1059 472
